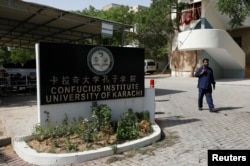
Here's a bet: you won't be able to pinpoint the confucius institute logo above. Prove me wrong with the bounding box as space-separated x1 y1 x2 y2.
87 46 114 75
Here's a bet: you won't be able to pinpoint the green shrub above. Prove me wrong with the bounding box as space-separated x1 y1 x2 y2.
30 102 153 153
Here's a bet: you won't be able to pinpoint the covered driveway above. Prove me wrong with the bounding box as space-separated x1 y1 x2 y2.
0 0 132 48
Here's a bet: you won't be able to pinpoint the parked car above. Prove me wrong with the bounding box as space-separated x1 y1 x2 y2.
0 65 36 92
144 59 156 74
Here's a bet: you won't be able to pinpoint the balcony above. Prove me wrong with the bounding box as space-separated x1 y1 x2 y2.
178 29 245 78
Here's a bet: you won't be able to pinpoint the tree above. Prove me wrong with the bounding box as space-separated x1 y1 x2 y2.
10 48 35 65
134 1 169 60
134 0 187 61
0 46 11 66
74 1 188 65
75 5 101 17
0 47 35 67
217 0 250 28
75 5 135 46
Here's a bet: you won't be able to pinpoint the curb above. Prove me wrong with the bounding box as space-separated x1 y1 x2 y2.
14 123 161 165
0 114 11 147
0 136 11 147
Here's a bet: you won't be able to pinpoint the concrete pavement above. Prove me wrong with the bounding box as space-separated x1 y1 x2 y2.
1 76 250 165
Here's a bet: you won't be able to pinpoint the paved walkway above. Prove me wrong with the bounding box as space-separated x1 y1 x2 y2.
1 76 250 166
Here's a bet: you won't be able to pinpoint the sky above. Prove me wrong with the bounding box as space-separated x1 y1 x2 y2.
23 0 152 11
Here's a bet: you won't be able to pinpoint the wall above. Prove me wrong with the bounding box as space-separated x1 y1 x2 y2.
171 50 200 77
38 88 155 126
202 0 225 29
228 27 250 78
155 60 168 72
201 51 245 79
228 28 250 67
200 51 222 79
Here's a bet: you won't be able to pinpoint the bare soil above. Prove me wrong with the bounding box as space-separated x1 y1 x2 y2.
27 132 151 154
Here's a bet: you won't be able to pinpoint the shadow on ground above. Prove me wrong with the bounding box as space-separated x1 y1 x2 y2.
155 88 185 96
155 116 200 128
215 107 244 112
216 79 250 83
0 92 36 107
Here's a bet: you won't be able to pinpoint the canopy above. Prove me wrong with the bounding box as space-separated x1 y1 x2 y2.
0 0 132 48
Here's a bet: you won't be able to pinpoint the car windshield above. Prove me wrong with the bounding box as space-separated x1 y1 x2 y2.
148 62 155 66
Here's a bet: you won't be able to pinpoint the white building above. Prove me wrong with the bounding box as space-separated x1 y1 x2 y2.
102 3 122 11
172 0 250 78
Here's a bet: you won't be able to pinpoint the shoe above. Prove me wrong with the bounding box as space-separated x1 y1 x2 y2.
198 107 202 111
209 108 216 112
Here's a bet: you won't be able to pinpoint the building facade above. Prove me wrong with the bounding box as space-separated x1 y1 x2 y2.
173 0 250 78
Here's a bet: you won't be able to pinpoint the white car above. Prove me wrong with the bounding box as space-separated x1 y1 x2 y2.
0 67 36 91
144 59 156 74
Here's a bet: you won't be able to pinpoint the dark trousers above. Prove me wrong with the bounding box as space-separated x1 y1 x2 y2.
198 88 214 109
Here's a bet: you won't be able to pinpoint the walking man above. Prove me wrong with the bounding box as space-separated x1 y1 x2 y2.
195 58 216 112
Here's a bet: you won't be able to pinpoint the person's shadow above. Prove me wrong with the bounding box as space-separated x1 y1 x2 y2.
212 106 243 113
